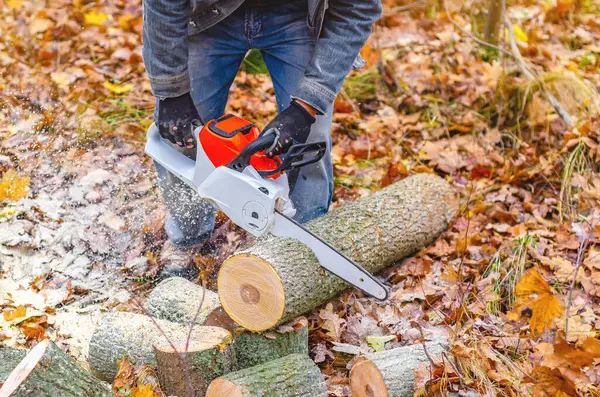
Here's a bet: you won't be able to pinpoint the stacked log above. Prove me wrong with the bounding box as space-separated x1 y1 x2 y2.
218 173 458 331
88 312 231 382
206 354 327 397
350 341 447 397
0 340 113 397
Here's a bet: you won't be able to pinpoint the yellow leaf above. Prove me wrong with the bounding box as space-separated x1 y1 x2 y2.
505 25 528 44
103 81 133 94
509 268 563 336
0 170 30 202
131 384 154 397
84 10 109 26
7 0 23 8
3 305 27 321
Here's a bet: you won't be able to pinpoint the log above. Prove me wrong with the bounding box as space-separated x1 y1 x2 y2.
154 339 232 397
146 277 222 325
350 341 446 397
0 346 25 384
206 354 327 397
218 174 458 331
231 326 308 371
88 312 231 382
0 339 113 397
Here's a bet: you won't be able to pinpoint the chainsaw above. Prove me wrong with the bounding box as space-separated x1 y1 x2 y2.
145 114 388 300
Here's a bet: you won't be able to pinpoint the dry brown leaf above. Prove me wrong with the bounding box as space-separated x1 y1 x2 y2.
508 268 563 336
130 384 154 397
526 366 579 397
319 303 346 342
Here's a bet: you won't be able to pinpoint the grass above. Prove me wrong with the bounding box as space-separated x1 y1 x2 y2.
342 69 380 102
240 49 269 75
559 140 593 222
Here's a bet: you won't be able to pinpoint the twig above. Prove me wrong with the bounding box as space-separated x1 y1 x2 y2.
411 321 436 380
564 237 590 337
382 0 426 16
501 0 574 128
180 278 207 397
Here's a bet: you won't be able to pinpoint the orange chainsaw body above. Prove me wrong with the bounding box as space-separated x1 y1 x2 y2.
198 114 281 179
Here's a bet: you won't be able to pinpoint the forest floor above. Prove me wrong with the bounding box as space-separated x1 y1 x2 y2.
1 0 600 396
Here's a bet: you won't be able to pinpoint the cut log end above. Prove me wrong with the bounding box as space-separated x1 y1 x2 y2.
218 254 285 331
349 358 388 397
206 378 244 397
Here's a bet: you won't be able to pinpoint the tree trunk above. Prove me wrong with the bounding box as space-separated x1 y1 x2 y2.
350 341 447 397
154 339 232 397
218 174 458 331
145 277 222 325
231 326 308 371
0 339 113 397
88 312 231 382
484 0 502 45
206 354 327 397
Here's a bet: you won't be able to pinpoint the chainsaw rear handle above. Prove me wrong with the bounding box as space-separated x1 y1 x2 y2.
145 123 199 189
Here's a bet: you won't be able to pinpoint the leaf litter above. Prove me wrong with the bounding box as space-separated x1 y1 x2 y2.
1 0 600 396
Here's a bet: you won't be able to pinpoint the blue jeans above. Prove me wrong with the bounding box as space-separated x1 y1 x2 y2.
154 1 334 248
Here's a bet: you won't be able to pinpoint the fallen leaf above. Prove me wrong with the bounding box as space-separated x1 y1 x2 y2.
131 384 154 397
0 170 30 201
103 81 133 94
3 305 27 321
84 10 109 26
526 366 579 397
365 335 395 352
112 355 135 393
22 324 45 340
508 268 563 336
319 303 346 342
51 72 77 91
29 18 53 35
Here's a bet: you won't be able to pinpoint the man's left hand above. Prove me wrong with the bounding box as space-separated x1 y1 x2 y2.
261 100 317 158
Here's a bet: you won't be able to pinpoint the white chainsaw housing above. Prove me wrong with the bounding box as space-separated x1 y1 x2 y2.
198 166 295 237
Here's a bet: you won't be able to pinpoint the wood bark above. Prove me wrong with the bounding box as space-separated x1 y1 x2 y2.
350 341 447 397
0 339 113 397
218 174 458 331
0 346 25 384
206 354 327 397
145 277 222 325
154 339 232 397
87 312 231 382
231 326 308 371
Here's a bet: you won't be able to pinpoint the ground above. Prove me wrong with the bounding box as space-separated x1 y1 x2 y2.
1 0 600 396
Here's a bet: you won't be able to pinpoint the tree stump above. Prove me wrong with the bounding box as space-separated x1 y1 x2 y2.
88 312 231 381
0 339 113 397
218 174 458 331
206 354 327 397
154 339 232 397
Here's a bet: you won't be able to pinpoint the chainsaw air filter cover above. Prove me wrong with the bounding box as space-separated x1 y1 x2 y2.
199 114 281 178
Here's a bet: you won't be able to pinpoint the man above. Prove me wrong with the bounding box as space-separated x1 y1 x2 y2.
142 0 382 277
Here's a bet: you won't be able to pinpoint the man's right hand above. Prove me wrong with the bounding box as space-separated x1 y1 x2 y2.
157 92 201 149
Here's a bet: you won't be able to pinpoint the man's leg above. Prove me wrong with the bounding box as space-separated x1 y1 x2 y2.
254 2 334 223
154 8 248 248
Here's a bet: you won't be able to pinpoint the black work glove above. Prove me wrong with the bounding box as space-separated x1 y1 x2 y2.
261 100 316 158
157 92 201 149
